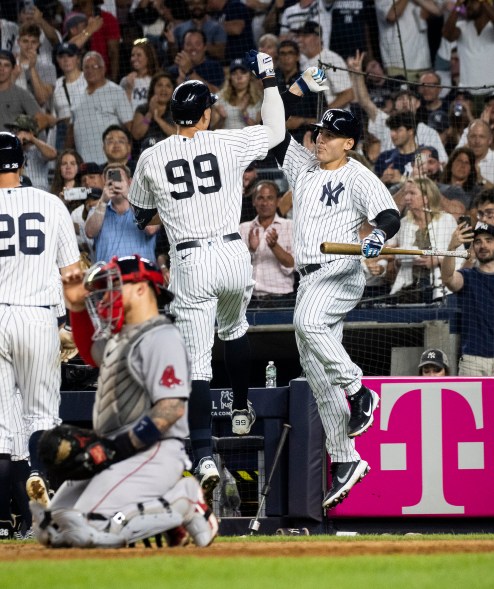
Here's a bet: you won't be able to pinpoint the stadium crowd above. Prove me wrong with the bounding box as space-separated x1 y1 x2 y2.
2 0 494 307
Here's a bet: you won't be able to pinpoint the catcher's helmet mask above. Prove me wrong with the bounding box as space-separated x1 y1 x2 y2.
0 132 25 173
84 255 174 339
171 80 218 126
311 109 361 147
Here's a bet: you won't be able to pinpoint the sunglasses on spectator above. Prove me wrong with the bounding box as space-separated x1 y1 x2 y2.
133 38 150 46
279 50 298 56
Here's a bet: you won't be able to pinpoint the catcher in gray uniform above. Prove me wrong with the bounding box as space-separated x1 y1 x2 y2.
30 255 218 548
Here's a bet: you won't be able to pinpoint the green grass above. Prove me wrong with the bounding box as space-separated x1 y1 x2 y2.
1 535 494 589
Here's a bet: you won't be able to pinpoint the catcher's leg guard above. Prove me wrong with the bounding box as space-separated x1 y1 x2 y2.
164 477 218 547
108 500 184 544
30 502 125 548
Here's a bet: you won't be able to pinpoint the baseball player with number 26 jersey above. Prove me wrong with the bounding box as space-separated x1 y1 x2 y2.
0 132 81 539
128 51 286 496
273 83 401 509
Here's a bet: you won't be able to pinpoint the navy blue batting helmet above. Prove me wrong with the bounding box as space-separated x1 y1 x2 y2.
0 132 24 173
312 109 361 146
171 80 217 126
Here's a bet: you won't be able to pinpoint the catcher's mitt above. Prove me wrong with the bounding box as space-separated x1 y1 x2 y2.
38 424 125 480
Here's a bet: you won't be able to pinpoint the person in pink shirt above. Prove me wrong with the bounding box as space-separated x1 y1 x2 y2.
240 179 295 301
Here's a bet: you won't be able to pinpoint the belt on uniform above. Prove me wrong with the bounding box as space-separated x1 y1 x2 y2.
176 232 241 252
1 303 50 309
298 264 322 277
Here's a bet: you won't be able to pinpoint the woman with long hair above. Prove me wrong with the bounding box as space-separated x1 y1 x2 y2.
213 60 262 130
50 148 84 202
131 71 176 144
120 38 161 111
440 146 491 209
389 177 459 302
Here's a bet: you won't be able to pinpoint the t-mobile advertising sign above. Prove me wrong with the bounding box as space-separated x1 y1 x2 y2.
330 377 494 517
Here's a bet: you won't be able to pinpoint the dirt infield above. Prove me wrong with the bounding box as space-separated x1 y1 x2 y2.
2 539 494 561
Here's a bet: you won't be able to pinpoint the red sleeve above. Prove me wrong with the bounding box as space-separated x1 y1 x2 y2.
101 10 121 40
70 309 97 367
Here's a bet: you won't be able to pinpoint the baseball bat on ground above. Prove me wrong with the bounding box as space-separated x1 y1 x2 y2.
248 423 291 535
320 242 470 259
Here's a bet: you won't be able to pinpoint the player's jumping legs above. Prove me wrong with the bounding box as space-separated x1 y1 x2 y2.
296 335 359 463
217 241 255 434
189 380 220 495
224 334 256 435
294 260 379 436
294 260 365 394
169 257 220 487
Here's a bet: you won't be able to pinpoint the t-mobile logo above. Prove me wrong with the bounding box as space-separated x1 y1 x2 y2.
379 382 484 515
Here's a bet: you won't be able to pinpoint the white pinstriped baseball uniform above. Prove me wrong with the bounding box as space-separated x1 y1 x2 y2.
128 126 272 380
0 186 80 456
279 141 398 462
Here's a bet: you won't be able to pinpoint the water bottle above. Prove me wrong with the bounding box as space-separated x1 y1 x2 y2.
453 101 463 117
265 361 277 388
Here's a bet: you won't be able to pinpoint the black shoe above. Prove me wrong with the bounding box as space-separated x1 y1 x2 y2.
322 460 369 509
0 519 14 540
347 387 379 438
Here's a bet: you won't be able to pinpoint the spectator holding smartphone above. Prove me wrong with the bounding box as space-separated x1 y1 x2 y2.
84 163 160 262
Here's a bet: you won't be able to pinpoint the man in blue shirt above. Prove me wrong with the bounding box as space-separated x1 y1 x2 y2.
84 163 159 263
441 222 494 376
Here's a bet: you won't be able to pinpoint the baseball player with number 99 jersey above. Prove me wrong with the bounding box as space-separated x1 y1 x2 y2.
0 132 80 539
128 52 286 495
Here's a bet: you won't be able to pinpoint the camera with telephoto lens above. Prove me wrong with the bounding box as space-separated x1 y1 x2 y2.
63 187 91 201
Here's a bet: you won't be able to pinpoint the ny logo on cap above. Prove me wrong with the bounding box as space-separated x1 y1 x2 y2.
427 352 437 359
323 112 333 123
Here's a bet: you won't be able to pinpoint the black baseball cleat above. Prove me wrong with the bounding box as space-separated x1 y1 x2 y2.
347 386 380 438
322 460 370 509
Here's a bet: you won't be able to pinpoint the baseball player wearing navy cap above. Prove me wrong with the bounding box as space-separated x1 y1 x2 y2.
271 83 401 509
0 132 80 539
128 51 286 496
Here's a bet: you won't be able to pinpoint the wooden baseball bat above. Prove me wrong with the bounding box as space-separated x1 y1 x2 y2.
320 242 470 259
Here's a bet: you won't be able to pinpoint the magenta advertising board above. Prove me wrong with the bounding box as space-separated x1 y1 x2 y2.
330 377 494 517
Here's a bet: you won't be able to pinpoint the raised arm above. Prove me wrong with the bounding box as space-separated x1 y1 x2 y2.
245 50 285 149
348 50 378 122
440 223 473 291
442 1 463 42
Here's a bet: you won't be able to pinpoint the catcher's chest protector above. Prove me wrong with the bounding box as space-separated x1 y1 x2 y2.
92 316 171 437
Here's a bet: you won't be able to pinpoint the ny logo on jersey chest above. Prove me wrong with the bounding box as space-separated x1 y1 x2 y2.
320 180 344 207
